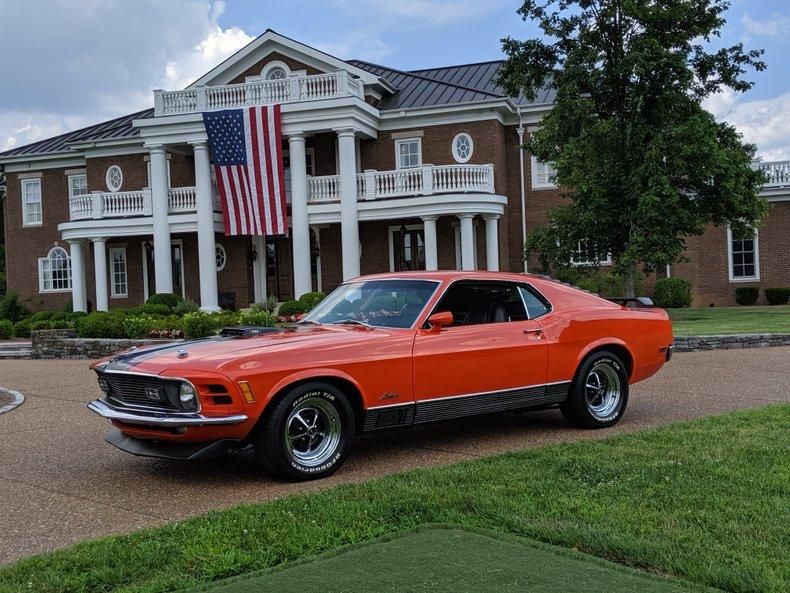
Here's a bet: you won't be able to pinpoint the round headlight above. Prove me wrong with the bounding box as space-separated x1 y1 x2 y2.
178 382 197 411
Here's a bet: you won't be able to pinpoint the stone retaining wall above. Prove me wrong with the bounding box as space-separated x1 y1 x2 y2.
673 334 790 352
31 329 176 360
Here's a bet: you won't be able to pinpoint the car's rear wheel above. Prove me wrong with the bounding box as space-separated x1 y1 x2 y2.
253 381 355 481
561 351 629 429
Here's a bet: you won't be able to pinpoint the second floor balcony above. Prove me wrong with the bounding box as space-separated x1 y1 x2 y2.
68 187 221 220
756 160 790 189
154 71 365 117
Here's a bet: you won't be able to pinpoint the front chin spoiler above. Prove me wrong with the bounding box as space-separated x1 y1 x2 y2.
105 427 240 461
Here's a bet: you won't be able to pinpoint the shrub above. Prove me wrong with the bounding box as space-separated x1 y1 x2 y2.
239 310 276 327
764 288 790 306
77 312 126 338
63 298 73 313
252 294 278 313
29 311 55 323
50 311 76 323
48 320 72 330
653 278 693 308
298 292 326 311
183 312 220 339
173 299 200 315
735 286 760 306
0 320 12 340
278 300 306 317
146 293 183 311
0 293 30 323
30 320 53 331
122 315 156 338
134 303 172 317
12 319 31 338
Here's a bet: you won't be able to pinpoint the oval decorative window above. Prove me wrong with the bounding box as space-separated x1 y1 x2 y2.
452 133 474 163
266 67 287 80
105 165 123 192
215 243 227 271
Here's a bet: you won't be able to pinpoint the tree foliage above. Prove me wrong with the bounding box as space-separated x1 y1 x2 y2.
498 0 768 294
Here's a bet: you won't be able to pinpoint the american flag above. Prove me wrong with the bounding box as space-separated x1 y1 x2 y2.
203 105 287 236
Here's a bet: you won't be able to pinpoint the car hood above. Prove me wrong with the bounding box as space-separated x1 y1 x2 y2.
96 325 399 375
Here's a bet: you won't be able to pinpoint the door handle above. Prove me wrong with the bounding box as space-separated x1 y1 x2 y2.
523 327 543 338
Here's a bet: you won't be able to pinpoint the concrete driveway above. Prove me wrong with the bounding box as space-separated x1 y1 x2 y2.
1 347 788 565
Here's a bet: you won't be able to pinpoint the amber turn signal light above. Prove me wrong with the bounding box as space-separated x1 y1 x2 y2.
238 381 255 403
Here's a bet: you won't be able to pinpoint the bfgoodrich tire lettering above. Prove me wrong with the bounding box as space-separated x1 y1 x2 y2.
561 351 629 429
253 382 355 481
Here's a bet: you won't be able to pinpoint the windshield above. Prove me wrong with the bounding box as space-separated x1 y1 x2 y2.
301 279 439 329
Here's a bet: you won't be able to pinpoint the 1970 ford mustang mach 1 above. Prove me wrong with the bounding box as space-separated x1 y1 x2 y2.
88 271 673 481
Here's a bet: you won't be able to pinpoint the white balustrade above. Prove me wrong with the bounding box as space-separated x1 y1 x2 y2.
308 175 340 201
757 161 790 188
306 164 496 204
102 189 151 218
168 186 197 212
155 71 363 116
69 194 93 220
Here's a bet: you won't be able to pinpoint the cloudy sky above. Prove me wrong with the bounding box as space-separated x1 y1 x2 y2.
1 0 788 159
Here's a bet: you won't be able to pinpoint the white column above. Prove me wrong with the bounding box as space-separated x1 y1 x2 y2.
336 128 360 279
192 142 220 311
458 214 476 271
92 238 108 311
288 133 312 298
149 146 173 294
252 236 268 303
422 216 439 271
484 215 500 272
69 240 87 313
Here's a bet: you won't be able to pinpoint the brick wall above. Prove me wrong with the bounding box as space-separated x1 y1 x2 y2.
229 52 321 84
86 153 149 192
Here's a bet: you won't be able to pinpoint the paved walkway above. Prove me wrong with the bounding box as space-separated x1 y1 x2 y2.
0 347 788 565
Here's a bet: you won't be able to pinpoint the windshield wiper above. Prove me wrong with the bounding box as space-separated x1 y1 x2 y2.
331 319 372 328
297 319 321 326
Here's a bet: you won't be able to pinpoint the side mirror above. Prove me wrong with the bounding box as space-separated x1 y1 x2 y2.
426 311 453 331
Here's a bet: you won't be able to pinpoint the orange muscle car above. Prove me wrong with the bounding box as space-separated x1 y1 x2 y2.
88 271 674 481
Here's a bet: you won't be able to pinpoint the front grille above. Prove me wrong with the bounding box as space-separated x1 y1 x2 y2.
97 371 179 412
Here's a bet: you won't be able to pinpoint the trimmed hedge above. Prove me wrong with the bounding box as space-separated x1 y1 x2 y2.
0 319 13 340
76 312 126 339
183 312 220 339
652 278 692 308
239 310 276 327
764 287 790 306
735 286 760 306
278 300 306 317
145 293 183 311
12 319 32 338
298 292 327 311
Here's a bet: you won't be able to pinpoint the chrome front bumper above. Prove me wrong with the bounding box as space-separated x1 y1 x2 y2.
87 399 248 427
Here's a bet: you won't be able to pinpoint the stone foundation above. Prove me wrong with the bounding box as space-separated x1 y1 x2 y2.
31 329 176 360
674 334 790 352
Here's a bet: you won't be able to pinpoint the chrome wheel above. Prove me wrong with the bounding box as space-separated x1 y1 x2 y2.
284 396 342 468
585 362 622 420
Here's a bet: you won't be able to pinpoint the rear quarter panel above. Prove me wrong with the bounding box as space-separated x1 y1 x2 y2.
532 281 673 385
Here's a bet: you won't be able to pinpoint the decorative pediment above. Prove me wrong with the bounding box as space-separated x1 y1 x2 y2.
187 29 383 89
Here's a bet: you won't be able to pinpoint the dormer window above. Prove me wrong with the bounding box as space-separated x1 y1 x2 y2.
267 67 287 80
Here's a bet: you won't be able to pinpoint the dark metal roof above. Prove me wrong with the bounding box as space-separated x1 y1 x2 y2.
0 108 153 159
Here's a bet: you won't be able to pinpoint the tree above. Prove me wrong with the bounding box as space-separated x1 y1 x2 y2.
498 0 768 295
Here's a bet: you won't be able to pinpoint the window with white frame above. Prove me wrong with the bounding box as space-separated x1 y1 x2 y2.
109 247 128 297
262 61 290 80
38 246 71 292
396 138 421 169
388 224 425 272
68 174 88 199
571 239 612 266
531 156 557 188
452 133 474 163
105 165 123 192
728 227 759 282
22 178 42 226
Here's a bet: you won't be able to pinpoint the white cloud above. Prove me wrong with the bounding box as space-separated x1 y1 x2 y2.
0 0 252 152
333 0 506 26
316 33 392 63
704 90 790 161
741 12 790 38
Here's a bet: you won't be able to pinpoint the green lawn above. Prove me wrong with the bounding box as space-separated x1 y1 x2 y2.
0 405 787 593
193 527 713 593
668 305 790 335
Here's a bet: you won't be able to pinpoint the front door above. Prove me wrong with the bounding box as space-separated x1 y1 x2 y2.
144 241 185 298
266 237 294 301
412 280 548 408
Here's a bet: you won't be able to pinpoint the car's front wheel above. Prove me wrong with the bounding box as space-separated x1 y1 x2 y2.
253 381 355 481
561 351 629 429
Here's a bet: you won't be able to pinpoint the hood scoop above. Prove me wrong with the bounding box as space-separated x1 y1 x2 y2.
219 326 282 338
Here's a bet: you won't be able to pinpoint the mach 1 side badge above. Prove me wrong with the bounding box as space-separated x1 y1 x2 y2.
380 392 399 401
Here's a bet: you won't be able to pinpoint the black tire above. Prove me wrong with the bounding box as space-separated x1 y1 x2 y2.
561 351 629 429
253 381 355 481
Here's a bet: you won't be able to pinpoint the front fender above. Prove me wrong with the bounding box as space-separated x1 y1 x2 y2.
263 368 367 405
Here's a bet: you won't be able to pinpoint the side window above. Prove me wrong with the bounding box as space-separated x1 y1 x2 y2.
395 138 421 169
22 178 43 226
432 281 527 326
519 285 551 319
